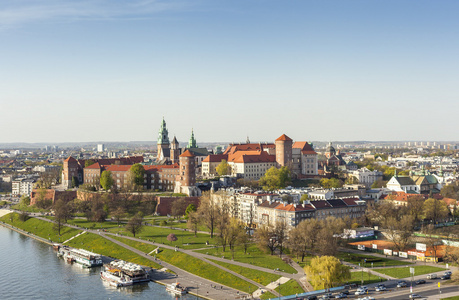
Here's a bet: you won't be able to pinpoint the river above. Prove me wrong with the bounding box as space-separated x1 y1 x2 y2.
0 225 197 300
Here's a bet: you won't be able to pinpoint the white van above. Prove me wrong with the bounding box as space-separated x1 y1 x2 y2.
427 274 437 279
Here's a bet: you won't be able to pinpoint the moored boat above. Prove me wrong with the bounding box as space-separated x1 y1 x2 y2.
165 282 187 295
100 270 133 287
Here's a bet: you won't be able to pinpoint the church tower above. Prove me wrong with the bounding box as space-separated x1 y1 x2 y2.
157 118 170 161
170 136 180 164
187 129 197 149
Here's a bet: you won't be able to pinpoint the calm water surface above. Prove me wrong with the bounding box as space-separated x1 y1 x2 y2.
0 226 196 300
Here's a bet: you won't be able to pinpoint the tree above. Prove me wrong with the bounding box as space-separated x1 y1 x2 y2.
423 224 441 261
288 218 320 262
406 195 425 224
71 176 79 188
100 170 114 191
319 178 343 189
441 183 459 200
112 207 126 226
383 215 414 251
255 224 277 255
423 198 449 223
371 179 387 188
85 159 95 167
197 192 218 238
216 160 230 176
305 256 350 290
274 220 288 257
187 211 200 237
171 198 188 219
345 176 359 185
300 194 309 203
128 164 145 189
54 199 72 236
237 228 251 255
35 188 52 209
126 213 143 237
167 233 178 244
184 203 197 219
259 166 291 191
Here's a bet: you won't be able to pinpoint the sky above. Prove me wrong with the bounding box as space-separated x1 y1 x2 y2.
1 0 459 144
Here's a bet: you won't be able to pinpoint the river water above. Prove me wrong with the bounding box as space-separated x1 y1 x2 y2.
0 226 196 300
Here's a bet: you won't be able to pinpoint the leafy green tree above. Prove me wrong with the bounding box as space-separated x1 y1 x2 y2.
216 159 230 176
259 166 291 191
185 203 197 219
423 198 449 223
128 164 145 189
305 256 350 290
319 178 343 189
371 179 387 188
84 159 95 167
100 170 114 190
300 194 309 203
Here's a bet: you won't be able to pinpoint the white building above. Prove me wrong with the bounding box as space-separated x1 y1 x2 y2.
350 167 383 188
12 178 35 196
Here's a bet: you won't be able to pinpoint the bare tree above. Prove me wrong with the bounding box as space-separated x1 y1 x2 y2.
197 192 218 238
54 199 72 236
187 211 200 237
126 213 143 237
383 215 414 251
255 224 276 255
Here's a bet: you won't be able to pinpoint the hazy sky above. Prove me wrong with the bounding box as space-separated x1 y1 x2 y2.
1 0 459 144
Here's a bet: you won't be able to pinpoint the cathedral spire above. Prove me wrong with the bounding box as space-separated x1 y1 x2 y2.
188 129 197 149
157 118 169 145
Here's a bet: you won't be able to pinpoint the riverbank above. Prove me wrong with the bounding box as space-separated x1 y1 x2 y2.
0 210 246 299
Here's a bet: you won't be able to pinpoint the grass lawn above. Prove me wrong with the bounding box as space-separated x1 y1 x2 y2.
11 204 48 213
347 270 386 286
260 291 277 299
112 236 258 294
195 245 297 274
442 297 459 300
66 232 162 269
208 259 281 286
107 224 214 250
0 213 81 243
274 279 305 296
375 265 446 279
289 255 313 268
337 252 411 267
66 218 121 229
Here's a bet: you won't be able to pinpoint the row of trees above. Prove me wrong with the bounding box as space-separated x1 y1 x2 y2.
365 198 450 251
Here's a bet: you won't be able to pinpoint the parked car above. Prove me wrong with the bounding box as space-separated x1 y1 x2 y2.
427 274 438 279
375 286 386 292
415 279 426 285
341 290 350 295
409 294 422 299
335 293 347 298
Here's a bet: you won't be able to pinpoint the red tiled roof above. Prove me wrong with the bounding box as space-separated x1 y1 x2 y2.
223 144 273 155
276 203 316 212
202 154 228 163
104 165 133 172
64 156 77 163
85 162 101 169
275 134 292 142
293 141 317 155
180 150 195 157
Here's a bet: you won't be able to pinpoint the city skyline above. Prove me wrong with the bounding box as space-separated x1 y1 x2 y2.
2 0 459 143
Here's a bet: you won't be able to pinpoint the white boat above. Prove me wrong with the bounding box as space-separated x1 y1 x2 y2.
166 282 187 295
100 270 133 287
56 246 102 267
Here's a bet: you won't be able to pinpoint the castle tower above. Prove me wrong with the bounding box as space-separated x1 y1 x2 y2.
275 134 293 167
62 156 80 188
170 136 180 164
187 129 197 149
174 150 201 196
157 118 170 161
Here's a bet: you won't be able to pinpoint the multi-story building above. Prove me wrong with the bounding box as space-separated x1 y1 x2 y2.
350 168 383 188
202 134 318 179
12 178 35 196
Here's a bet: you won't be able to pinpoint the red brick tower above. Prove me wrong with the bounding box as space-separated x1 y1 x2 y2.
275 134 293 167
62 156 80 188
174 150 200 196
